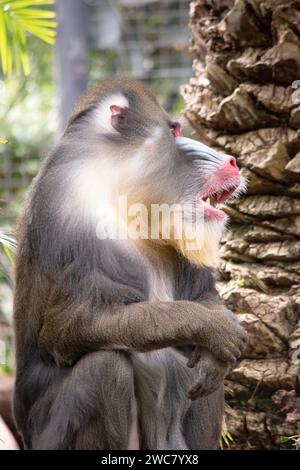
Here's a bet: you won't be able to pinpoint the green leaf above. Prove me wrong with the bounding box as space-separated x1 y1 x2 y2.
0 232 16 267
2 243 14 266
10 8 56 18
0 0 56 75
20 18 57 27
0 233 16 249
221 431 231 447
15 22 30 74
3 10 13 74
0 7 9 73
277 436 291 444
0 363 14 374
22 23 56 39
2 1 54 8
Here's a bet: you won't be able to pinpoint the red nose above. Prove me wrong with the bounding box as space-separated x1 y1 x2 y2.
221 156 239 177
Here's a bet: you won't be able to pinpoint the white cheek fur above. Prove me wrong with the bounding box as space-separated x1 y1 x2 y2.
60 158 120 226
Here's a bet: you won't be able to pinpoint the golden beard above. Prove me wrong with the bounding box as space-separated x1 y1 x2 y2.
151 207 226 268
170 230 221 267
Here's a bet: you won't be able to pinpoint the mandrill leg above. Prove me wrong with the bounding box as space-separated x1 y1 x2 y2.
183 384 224 450
30 351 136 450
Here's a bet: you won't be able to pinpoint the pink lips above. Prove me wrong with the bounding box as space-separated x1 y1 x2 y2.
196 156 241 220
196 185 238 220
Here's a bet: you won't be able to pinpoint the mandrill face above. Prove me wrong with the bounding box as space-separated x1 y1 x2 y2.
170 136 246 266
59 78 245 267
175 137 244 222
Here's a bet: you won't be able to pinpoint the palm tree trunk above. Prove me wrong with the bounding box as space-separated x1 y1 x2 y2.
183 0 300 449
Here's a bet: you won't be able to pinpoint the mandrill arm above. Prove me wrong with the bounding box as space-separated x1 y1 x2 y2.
38 287 246 368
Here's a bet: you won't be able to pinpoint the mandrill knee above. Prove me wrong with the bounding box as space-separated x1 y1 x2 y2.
75 350 135 391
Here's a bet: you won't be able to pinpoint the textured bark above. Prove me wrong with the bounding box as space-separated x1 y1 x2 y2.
183 0 300 449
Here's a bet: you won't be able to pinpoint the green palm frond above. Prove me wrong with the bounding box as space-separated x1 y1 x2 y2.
0 231 16 266
0 0 57 75
219 430 234 449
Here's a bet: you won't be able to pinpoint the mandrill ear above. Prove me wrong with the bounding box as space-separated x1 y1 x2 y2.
110 105 124 115
110 104 126 128
94 93 129 133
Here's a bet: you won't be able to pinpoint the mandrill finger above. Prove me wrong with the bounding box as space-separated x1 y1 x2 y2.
188 382 205 400
187 346 202 368
187 358 228 400
187 368 220 400
188 381 218 400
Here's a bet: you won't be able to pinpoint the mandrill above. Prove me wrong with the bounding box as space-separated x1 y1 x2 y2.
13 78 247 450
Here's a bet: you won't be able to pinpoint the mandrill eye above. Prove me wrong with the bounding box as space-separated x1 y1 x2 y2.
170 121 183 137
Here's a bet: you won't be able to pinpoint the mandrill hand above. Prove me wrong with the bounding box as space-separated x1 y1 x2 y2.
187 347 228 400
186 308 247 400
